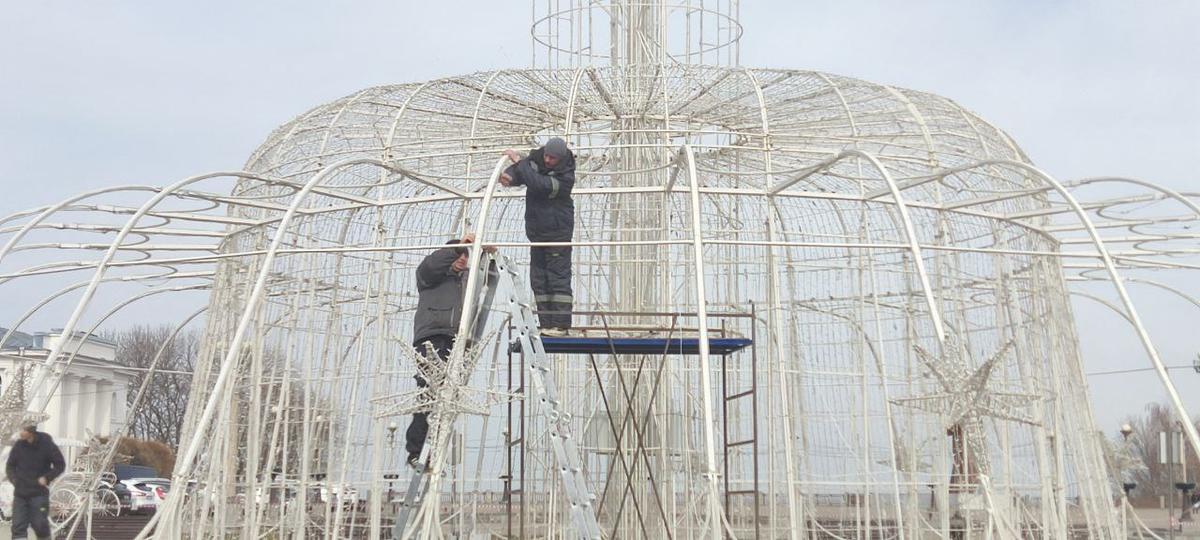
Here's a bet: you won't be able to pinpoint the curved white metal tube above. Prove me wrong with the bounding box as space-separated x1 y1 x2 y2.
848 150 947 342
33 283 209 416
1068 177 1200 218
0 185 159 264
170 159 401 483
22 172 273 406
58 304 206 538
949 159 1200 462
679 144 724 539
744 66 805 539
406 156 508 535
0 270 207 353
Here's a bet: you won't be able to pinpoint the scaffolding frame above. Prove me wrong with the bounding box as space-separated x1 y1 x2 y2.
502 308 758 538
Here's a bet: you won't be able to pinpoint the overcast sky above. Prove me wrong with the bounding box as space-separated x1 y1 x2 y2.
1 1 1198 433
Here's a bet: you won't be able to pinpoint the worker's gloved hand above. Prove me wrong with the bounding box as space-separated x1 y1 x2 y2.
459 233 497 255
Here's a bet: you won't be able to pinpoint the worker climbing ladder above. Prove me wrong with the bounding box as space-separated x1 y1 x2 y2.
392 254 601 539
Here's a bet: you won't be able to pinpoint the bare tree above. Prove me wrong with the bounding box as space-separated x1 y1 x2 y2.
1120 402 1200 497
111 325 198 448
111 325 335 482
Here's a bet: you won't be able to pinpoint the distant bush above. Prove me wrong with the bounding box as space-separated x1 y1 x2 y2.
98 436 176 477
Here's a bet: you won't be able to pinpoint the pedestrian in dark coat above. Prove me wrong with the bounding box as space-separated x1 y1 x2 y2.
6 424 64 539
499 137 575 333
407 234 495 467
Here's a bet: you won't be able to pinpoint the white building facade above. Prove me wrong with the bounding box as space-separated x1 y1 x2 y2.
0 329 134 455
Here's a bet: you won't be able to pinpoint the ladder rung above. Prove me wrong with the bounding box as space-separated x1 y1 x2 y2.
726 439 755 448
725 389 754 400
726 489 759 495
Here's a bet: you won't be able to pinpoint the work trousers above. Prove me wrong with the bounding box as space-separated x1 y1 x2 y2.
529 246 573 329
11 493 50 539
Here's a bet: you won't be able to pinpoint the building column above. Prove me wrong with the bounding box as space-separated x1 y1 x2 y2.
94 380 113 437
82 374 99 439
47 375 66 439
110 380 129 435
40 368 61 436
61 376 79 441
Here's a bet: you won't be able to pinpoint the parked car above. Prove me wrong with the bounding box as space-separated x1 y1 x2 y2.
110 480 131 511
118 478 170 514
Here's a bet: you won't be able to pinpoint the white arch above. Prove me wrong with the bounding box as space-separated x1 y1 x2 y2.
166 159 403 483
679 144 725 540
770 149 948 342
771 150 1200 509
24 171 280 412
947 160 1200 461
0 185 159 264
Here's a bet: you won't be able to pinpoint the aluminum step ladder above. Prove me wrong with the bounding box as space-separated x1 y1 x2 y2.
392 254 600 539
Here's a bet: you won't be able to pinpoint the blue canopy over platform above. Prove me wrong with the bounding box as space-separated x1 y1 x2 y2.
515 336 753 355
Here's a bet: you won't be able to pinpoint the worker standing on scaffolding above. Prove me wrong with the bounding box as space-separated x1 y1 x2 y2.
499 137 576 335
408 233 494 467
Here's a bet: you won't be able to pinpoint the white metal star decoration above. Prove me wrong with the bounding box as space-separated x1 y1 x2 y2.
371 332 517 420
0 363 50 442
891 337 1041 480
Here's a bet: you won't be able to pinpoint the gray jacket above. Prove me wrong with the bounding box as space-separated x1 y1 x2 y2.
413 247 466 344
413 247 499 344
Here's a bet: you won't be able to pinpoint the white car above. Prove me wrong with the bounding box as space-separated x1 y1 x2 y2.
118 477 170 513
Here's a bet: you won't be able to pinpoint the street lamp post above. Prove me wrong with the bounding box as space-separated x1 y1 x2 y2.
1176 482 1195 523
1121 423 1135 535
386 422 399 508
1165 423 1185 539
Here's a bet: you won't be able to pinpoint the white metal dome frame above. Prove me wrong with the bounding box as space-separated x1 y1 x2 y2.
1 2 1197 539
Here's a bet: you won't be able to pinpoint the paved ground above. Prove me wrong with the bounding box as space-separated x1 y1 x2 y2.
0 508 1199 538
1129 507 1200 539
0 514 152 539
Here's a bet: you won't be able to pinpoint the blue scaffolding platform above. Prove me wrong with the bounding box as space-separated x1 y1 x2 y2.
517 336 753 355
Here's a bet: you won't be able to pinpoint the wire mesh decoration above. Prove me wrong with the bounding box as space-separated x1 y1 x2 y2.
1 2 1197 538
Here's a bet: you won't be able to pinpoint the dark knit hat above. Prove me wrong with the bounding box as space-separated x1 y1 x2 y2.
544 137 569 159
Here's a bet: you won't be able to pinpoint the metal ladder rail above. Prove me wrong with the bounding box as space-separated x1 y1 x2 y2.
498 256 602 540
392 457 428 538
504 315 527 539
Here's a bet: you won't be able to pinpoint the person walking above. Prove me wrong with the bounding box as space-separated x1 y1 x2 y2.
6 424 65 539
499 137 576 334
407 234 495 467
